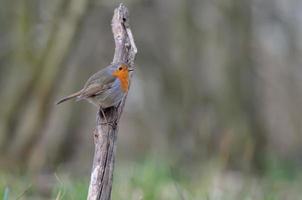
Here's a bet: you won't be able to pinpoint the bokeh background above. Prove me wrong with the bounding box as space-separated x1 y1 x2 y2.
1 0 302 199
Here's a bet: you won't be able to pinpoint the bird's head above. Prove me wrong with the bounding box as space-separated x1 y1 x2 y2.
112 63 133 79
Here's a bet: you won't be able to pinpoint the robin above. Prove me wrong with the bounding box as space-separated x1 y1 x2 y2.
56 63 133 122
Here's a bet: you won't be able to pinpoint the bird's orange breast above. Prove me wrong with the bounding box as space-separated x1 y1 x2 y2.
118 75 129 92
113 70 129 92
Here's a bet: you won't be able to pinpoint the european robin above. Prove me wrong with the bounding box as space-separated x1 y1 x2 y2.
56 63 133 110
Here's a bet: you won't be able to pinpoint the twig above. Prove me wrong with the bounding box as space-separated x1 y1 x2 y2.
15 184 32 200
3 187 9 200
170 167 186 200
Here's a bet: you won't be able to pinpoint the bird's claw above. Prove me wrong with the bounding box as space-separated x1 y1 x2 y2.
100 121 117 130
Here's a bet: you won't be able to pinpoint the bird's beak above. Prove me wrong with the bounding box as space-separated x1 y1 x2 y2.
128 68 134 72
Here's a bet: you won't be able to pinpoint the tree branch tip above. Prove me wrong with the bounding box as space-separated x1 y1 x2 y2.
114 3 129 22
118 3 127 11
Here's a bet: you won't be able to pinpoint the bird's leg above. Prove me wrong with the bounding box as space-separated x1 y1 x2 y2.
103 105 118 129
99 107 108 124
99 107 117 130
99 107 110 134
113 106 119 124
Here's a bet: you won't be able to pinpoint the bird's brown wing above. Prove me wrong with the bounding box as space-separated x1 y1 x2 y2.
56 64 117 105
77 82 113 100
77 66 116 100
83 66 115 89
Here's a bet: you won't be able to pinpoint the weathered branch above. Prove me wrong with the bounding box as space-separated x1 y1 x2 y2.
87 4 137 200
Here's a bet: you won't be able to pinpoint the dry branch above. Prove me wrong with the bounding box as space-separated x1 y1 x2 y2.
87 4 137 200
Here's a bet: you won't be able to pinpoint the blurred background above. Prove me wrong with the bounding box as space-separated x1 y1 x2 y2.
1 0 302 199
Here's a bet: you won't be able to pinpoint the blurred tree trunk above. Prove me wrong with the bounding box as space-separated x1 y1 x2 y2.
0 0 93 168
0 0 38 152
224 0 267 172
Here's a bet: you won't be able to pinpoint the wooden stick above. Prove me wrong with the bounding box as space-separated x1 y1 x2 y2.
87 4 137 200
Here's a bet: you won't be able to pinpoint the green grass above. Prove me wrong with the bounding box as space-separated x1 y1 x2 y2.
1 158 302 200
52 176 88 200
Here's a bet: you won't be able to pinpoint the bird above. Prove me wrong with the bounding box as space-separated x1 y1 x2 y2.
56 63 133 110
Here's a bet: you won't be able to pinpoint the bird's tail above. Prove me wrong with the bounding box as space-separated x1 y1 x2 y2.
56 91 82 105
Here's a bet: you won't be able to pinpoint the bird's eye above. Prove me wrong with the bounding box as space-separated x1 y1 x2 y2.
119 67 123 70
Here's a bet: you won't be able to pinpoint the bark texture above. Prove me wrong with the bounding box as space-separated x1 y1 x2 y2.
87 4 137 200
